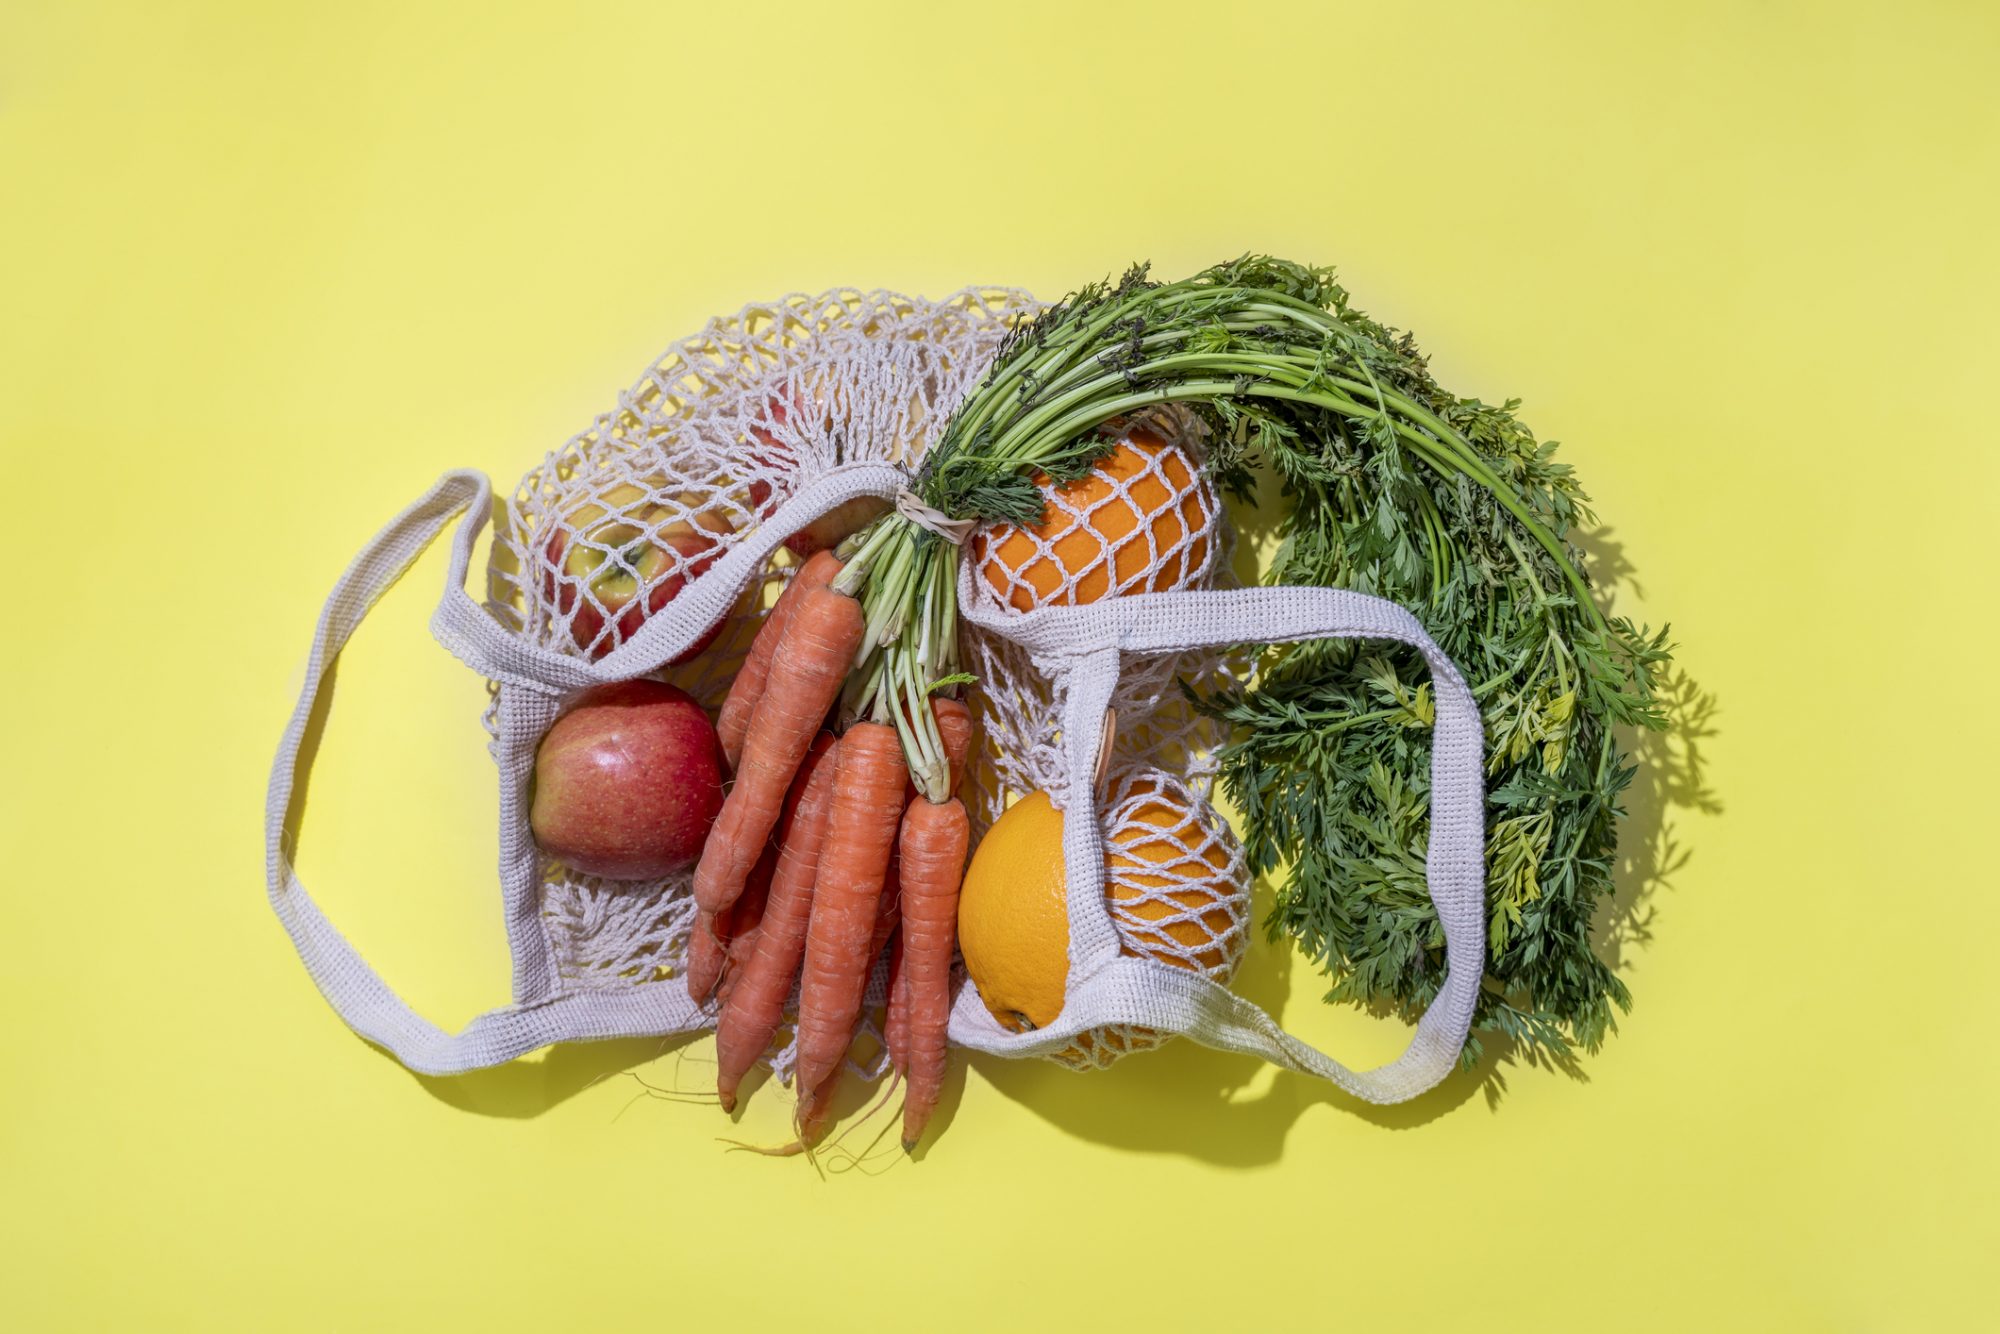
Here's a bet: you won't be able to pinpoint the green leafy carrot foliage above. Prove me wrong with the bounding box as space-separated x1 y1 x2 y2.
918 256 1672 1067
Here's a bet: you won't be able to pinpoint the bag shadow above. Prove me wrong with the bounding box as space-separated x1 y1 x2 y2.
402 1033 710 1118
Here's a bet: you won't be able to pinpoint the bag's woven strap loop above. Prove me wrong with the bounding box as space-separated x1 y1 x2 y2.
951 567 1487 1105
264 471 715 1075
428 465 915 692
271 468 1483 1097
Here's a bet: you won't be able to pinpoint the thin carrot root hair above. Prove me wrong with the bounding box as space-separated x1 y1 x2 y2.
614 1047 726 1113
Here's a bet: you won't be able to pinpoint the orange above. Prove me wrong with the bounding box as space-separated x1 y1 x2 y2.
972 428 1215 612
955 791 1071 1034
956 779 1247 1063
1101 776 1240 975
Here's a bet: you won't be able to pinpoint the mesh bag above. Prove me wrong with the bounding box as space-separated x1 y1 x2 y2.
1045 767 1251 1071
265 286 1487 1106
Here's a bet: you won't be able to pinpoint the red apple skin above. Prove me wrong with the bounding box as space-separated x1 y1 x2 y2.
529 680 724 880
609 532 724 662
540 528 726 663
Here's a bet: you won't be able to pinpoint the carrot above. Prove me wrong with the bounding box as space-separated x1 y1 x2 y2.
881 704 965 1079
693 581 864 924
794 722 907 1096
689 846 774 1005
930 696 974 795
714 731 837 1112
885 930 910 1076
715 551 843 771
716 887 768 1008
868 858 901 1067
897 794 968 1152
684 919 726 1006
795 1068 840 1150
871 853 901 959
690 843 774 1005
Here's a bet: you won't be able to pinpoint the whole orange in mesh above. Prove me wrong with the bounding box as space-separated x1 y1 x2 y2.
972 426 1217 612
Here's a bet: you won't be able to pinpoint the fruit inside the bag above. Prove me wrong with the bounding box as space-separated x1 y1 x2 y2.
970 427 1214 612
952 791 1070 1032
539 483 733 660
955 779 1247 1043
504 257 1671 1150
529 680 725 880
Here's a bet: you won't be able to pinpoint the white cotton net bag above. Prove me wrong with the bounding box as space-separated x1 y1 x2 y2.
267 282 1489 1109
266 286 1036 1079
957 407 1229 829
1044 767 1252 1070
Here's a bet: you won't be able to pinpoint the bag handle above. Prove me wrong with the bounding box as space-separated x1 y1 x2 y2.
950 578 1486 1105
427 463 913 691
265 470 709 1075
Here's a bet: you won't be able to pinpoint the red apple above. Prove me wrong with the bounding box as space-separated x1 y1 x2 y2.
538 485 732 661
529 680 723 880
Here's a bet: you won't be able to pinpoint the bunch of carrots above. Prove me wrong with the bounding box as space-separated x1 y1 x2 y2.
686 550 972 1153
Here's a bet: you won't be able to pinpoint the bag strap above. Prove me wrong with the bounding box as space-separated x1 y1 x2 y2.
264 470 708 1076
427 462 913 690
951 579 1486 1105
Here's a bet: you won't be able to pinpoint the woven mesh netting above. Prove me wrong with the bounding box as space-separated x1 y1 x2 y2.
480 293 1254 1076
958 408 1254 1068
968 413 1219 614
960 406 1240 826
1050 768 1252 1070
481 287 1035 1083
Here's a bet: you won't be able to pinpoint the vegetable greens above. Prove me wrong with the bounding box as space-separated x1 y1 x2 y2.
927 256 1673 1067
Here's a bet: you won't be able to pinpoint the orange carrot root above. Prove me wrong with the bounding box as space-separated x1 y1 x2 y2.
930 696 975 795
716 551 843 771
684 917 727 1006
692 844 776 1000
870 854 901 959
695 843 774 1005
885 930 910 1077
694 581 863 923
794 722 907 1095
715 732 838 1112
897 794 969 1152
716 901 766 1008
795 1068 840 1149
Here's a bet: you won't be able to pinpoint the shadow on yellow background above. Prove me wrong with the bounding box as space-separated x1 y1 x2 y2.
8 0 1997 1328
371 612 1719 1172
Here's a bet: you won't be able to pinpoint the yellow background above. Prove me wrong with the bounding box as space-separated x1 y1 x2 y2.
4 2 1996 1329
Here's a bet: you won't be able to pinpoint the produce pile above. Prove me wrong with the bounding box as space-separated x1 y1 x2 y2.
514 258 1670 1153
